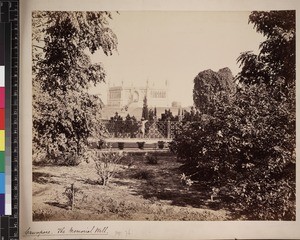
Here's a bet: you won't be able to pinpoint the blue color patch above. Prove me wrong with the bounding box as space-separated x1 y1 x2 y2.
0 173 5 193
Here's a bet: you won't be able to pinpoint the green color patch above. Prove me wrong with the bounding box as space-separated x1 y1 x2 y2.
0 152 4 172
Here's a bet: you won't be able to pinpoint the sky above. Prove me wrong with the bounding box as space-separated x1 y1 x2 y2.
89 11 266 107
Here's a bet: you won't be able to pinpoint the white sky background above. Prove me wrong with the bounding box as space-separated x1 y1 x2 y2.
89 11 266 107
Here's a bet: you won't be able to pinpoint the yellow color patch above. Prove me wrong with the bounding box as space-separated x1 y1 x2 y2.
0 130 4 151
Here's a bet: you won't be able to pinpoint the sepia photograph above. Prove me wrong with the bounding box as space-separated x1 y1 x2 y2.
31 9 295 223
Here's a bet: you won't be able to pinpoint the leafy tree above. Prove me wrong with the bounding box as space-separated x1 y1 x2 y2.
142 96 149 120
234 13 296 219
109 112 124 137
158 109 175 121
124 114 139 137
181 107 201 122
32 11 118 165
171 83 295 220
148 109 155 121
236 11 295 88
171 11 295 220
107 113 139 138
193 68 235 115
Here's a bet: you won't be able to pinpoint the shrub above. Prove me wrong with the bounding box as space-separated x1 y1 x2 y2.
63 183 82 210
108 113 139 138
32 209 54 221
137 141 145 149
157 141 165 149
145 152 159 165
180 173 193 187
170 83 296 220
98 139 105 149
118 142 125 150
133 169 154 180
92 149 126 186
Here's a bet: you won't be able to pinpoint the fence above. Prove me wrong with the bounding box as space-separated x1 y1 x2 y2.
102 120 181 139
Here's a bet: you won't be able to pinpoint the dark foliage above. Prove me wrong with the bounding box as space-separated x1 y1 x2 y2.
193 68 235 115
171 11 295 220
236 11 295 88
145 153 159 165
109 113 139 137
142 96 149 120
32 11 118 165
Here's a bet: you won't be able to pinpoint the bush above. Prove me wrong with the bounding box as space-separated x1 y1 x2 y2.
180 173 193 187
63 183 82 210
157 141 165 149
137 142 145 149
170 83 296 220
32 132 94 166
133 170 154 180
108 113 139 138
98 139 105 149
92 149 126 186
145 152 159 165
118 142 125 150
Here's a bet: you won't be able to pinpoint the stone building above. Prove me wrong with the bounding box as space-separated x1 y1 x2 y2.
107 80 169 108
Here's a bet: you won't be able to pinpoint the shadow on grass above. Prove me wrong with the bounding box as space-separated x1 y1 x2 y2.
45 201 69 210
33 172 56 184
83 178 101 185
114 161 240 219
117 166 211 208
137 182 210 208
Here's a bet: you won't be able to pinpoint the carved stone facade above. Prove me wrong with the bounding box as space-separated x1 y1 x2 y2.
107 81 169 108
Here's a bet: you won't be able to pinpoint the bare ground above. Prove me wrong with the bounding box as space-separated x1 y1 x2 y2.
32 153 235 221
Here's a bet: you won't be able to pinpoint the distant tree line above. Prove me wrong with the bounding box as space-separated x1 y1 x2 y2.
109 113 139 137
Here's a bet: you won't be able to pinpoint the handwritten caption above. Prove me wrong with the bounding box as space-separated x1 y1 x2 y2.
25 226 109 238
24 226 132 238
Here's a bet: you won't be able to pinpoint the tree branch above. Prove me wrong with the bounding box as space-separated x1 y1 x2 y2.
33 44 45 50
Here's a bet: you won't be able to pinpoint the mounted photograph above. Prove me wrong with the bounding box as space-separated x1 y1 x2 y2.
31 10 296 222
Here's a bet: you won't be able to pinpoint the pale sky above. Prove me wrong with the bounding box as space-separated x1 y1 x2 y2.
90 11 266 107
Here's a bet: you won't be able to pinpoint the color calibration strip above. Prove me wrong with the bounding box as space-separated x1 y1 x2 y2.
0 21 11 216
0 1 18 238
0 46 5 215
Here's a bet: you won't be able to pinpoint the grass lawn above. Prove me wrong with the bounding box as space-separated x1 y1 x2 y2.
32 152 236 221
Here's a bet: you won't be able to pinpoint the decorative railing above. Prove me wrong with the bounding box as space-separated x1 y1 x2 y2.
102 120 181 139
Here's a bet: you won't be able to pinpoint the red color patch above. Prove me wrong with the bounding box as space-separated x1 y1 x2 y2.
0 109 4 130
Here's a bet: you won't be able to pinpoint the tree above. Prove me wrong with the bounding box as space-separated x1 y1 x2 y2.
124 114 139 138
193 67 235 115
32 11 118 165
158 109 175 121
154 107 157 116
181 107 201 122
236 11 295 88
142 96 149 120
171 11 296 220
170 83 295 219
148 109 155 121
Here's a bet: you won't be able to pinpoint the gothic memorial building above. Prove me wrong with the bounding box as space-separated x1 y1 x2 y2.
107 80 169 108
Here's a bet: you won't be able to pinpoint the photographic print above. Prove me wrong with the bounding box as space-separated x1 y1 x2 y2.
31 10 296 223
